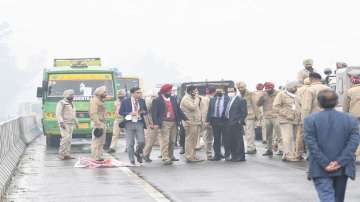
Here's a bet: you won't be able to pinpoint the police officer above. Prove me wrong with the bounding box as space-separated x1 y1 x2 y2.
237 81 260 154
89 86 107 161
56 89 78 160
257 82 282 156
343 75 360 163
297 58 315 83
108 89 126 153
273 81 301 161
302 72 330 118
294 78 311 160
180 86 203 163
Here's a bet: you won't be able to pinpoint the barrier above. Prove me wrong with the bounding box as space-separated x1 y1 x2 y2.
0 115 41 199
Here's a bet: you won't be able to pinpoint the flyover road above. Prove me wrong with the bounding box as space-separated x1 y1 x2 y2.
4 136 360 202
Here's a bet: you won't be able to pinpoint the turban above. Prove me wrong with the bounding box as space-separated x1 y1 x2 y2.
303 58 314 66
160 84 173 94
351 76 360 84
236 81 247 88
63 89 74 98
264 82 275 90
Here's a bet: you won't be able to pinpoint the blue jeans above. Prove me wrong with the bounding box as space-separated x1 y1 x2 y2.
313 176 348 202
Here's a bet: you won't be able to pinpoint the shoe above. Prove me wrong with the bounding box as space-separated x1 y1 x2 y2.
262 141 267 145
58 156 66 160
245 150 257 155
144 156 152 163
262 150 273 156
135 152 143 163
163 160 173 165
186 158 204 163
179 148 185 154
275 151 283 156
96 158 105 162
225 157 232 162
64 155 75 160
107 148 116 154
209 156 222 161
130 161 136 166
171 157 179 161
231 159 246 162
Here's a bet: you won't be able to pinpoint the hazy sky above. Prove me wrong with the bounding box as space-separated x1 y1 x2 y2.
1 0 360 98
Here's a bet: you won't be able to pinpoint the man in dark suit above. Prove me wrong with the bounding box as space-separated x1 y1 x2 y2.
223 87 248 162
120 87 148 165
152 84 183 165
206 88 230 161
304 89 359 202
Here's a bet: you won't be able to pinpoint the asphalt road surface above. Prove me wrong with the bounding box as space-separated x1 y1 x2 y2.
4 136 360 202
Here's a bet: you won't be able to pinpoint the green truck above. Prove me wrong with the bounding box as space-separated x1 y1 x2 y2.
36 58 117 147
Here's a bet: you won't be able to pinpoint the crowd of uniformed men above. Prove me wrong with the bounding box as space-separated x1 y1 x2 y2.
55 59 360 166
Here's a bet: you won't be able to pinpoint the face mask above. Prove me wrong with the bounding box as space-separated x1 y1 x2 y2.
266 90 274 95
118 96 125 100
164 93 171 98
228 92 235 97
216 92 223 97
67 97 74 102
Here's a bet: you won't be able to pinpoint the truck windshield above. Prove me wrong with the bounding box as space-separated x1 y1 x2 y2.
118 78 139 90
47 73 115 98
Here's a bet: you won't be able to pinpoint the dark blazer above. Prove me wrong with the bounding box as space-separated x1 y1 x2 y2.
304 109 360 179
151 95 182 127
206 95 230 123
225 96 247 126
119 97 148 129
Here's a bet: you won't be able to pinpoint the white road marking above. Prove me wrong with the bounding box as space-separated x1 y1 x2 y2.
104 154 171 202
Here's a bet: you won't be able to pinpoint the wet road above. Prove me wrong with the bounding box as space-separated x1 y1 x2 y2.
5 136 360 202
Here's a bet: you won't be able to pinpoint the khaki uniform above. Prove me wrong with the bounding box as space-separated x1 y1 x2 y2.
294 84 310 159
343 84 360 162
273 91 301 160
89 87 107 160
143 96 161 159
253 90 266 142
180 94 202 161
199 95 213 158
243 90 260 152
110 99 125 150
302 82 331 118
257 91 282 151
56 97 77 158
297 69 311 83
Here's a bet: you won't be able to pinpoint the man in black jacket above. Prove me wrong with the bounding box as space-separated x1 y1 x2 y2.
224 87 248 162
152 84 183 165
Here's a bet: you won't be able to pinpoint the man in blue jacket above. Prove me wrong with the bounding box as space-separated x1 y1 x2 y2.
120 87 148 165
304 89 360 202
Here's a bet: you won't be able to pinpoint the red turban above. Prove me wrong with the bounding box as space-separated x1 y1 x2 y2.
351 76 360 85
264 82 275 90
256 83 264 90
160 84 173 94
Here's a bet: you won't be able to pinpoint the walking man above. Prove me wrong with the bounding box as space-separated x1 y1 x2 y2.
120 87 148 165
152 84 182 165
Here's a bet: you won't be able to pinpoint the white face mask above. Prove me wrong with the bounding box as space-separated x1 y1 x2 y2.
228 92 236 97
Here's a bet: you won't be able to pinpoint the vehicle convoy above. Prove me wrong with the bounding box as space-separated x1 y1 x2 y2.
36 58 117 147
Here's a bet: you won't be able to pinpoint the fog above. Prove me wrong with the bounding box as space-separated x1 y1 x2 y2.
1 0 360 120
